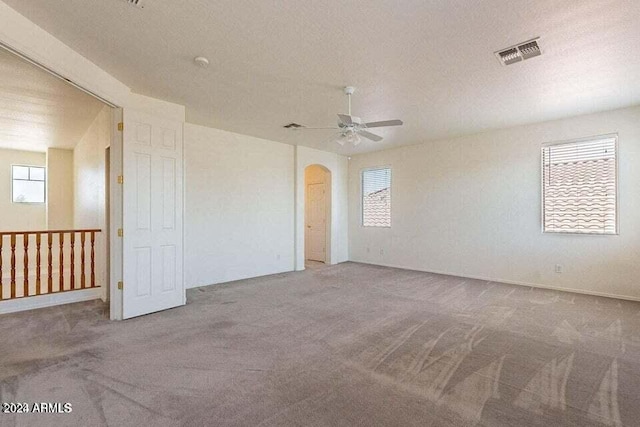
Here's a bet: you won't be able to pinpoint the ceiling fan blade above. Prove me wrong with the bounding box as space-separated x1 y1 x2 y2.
337 114 353 125
319 132 344 146
301 126 340 130
363 119 403 128
359 130 383 142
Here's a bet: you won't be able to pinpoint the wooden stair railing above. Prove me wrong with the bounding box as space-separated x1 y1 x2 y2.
0 229 101 301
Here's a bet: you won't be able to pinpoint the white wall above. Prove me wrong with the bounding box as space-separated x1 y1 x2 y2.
349 106 640 300
73 105 111 296
74 105 111 229
295 146 349 270
0 148 46 231
184 123 295 288
46 148 74 229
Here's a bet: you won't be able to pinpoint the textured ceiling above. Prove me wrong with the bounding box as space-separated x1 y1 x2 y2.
4 0 640 154
0 47 107 152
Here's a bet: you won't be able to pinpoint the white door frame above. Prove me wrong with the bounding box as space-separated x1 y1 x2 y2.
109 108 124 320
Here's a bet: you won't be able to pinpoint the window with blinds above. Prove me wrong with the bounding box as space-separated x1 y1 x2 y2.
542 135 617 235
362 167 391 227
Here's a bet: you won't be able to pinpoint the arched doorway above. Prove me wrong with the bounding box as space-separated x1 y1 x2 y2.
304 165 331 265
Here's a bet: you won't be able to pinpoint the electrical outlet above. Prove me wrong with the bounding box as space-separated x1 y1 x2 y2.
555 264 563 274
366 247 370 253
380 249 385 256
276 254 281 260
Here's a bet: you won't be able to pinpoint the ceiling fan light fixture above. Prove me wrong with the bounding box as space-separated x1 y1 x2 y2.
345 131 360 145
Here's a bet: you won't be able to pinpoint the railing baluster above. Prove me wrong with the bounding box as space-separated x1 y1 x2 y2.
48 233 53 294
0 229 101 300
59 232 64 292
36 233 42 295
91 231 96 288
23 233 29 297
70 232 75 290
0 235 3 300
81 232 86 289
10 234 16 299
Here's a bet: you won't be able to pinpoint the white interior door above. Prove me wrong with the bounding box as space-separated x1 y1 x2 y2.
122 110 184 318
306 183 326 262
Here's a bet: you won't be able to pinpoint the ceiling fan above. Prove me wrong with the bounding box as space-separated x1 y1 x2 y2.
291 86 403 146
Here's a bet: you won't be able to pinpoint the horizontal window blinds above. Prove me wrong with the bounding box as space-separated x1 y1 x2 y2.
542 136 617 234
362 168 391 227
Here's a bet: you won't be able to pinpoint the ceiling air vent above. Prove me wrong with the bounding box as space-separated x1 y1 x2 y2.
495 38 541 66
120 0 145 8
284 123 303 129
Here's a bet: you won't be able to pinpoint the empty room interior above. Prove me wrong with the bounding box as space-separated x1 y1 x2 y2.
0 1 639 426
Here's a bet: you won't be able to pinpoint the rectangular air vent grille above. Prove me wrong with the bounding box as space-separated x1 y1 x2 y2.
496 38 541 66
120 0 145 8
284 123 303 129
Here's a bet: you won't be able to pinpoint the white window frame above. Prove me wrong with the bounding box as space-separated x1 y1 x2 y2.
11 164 46 204
361 166 392 228
541 133 619 235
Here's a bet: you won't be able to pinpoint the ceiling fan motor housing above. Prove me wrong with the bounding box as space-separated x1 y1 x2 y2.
338 116 362 129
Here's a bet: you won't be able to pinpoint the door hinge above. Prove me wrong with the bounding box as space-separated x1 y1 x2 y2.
117 122 123 131
117 175 124 184
117 228 123 237
117 281 123 290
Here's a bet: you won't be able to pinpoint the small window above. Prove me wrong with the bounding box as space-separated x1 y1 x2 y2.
362 167 391 227
12 165 46 204
542 135 617 234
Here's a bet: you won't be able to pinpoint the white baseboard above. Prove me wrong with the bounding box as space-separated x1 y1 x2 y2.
186 266 296 289
350 260 640 303
0 288 103 315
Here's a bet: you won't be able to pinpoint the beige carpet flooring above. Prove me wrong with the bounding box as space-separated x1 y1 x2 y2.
1 262 639 426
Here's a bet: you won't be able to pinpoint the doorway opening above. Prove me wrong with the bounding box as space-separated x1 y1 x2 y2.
0 44 116 315
304 165 331 265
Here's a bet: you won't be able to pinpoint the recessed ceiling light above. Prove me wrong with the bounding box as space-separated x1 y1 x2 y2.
194 56 210 68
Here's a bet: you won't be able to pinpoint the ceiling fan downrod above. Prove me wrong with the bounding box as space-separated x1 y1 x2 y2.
344 86 355 116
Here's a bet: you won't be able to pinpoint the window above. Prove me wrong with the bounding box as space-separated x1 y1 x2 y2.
362 167 391 227
542 135 617 234
12 165 46 204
